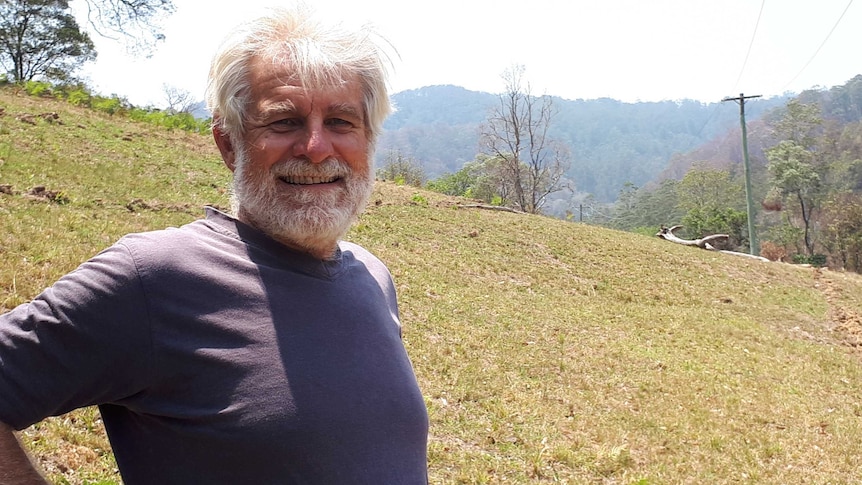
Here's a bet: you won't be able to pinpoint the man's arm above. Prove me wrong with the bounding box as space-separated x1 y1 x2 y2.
0 422 48 484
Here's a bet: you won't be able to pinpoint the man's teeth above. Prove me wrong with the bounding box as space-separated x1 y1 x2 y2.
281 176 338 185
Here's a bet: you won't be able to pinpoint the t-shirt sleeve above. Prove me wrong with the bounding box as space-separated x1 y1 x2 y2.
0 242 153 430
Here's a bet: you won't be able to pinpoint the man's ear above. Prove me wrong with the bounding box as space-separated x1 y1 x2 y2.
213 123 238 172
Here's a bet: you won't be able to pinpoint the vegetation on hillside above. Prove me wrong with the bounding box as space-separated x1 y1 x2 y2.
608 76 862 273
381 85 791 203
3 87 862 484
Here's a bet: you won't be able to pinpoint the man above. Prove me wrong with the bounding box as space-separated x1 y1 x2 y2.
0 5 429 484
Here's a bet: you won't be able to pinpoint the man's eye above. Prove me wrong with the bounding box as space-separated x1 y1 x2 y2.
272 118 302 129
326 118 354 129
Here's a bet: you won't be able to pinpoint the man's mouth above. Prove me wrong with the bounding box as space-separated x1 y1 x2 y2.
279 175 341 185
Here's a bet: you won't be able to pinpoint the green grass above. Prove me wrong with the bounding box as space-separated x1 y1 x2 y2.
3 87 862 483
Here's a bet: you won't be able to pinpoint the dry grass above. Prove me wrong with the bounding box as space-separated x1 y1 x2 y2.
3 88 862 483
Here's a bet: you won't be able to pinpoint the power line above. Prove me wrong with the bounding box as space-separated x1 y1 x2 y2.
782 0 854 91
731 0 766 93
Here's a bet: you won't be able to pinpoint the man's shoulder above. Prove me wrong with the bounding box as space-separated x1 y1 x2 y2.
119 219 212 249
339 240 383 264
111 218 236 271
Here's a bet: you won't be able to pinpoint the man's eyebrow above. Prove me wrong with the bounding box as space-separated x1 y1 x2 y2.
328 103 364 121
257 101 298 120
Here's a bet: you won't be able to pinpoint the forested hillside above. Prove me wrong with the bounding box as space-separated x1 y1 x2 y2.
378 84 789 201
607 75 862 273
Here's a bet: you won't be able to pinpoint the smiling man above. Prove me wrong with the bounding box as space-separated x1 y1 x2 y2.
0 5 428 484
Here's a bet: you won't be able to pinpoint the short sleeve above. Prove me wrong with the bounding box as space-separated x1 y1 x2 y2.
0 243 154 430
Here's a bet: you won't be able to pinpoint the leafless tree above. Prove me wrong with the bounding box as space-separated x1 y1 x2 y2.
162 83 196 114
79 0 175 55
479 65 571 214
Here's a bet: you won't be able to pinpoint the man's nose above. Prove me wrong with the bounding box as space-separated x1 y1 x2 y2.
294 122 334 164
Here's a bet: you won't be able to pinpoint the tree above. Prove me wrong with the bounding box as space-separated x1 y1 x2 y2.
821 193 862 272
479 65 571 214
772 99 823 149
766 140 821 256
0 0 96 82
78 0 175 55
677 167 748 248
162 83 196 114
426 165 476 198
376 150 426 187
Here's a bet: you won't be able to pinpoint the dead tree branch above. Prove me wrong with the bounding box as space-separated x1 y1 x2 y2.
459 204 524 214
656 225 770 262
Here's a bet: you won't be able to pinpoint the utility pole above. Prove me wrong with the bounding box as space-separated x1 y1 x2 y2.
722 93 762 256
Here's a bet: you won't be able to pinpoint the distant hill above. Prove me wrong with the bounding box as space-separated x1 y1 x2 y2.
378 84 791 202
659 75 862 183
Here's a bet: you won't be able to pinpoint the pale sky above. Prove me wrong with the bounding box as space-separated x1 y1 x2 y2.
77 0 861 108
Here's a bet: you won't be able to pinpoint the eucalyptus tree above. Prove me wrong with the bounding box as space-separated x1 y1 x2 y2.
766 140 821 256
765 100 827 257
0 0 96 82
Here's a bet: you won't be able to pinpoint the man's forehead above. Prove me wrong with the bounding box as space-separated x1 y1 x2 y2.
251 56 358 91
250 60 363 108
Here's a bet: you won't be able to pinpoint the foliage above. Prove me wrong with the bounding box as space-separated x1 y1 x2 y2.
677 167 748 248
771 98 823 149
0 0 96 82
759 240 787 262
425 155 508 206
127 107 209 133
766 139 822 256
821 193 862 272
17 80 211 134
681 207 747 245
478 65 571 214
425 165 475 197
604 180 684 233
376 150 426 187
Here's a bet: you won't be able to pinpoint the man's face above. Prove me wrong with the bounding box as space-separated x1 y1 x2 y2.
219 59 374 258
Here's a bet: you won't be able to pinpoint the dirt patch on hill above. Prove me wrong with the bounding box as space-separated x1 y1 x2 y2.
814 268 862 347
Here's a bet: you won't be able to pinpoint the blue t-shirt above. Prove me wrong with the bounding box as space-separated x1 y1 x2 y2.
0 208 429 484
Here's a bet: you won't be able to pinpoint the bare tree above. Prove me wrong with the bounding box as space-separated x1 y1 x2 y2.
479 65 571 214
79 0 175 55
376 149 426 187
162 83 196 114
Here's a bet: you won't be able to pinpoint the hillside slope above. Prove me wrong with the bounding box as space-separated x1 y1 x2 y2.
2 89 862 484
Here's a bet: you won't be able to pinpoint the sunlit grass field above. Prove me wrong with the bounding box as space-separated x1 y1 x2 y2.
2 88 862 484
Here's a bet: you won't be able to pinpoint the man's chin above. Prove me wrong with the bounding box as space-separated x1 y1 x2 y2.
259 206 355 255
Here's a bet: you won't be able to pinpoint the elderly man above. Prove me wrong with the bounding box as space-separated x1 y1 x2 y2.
0 6 428 484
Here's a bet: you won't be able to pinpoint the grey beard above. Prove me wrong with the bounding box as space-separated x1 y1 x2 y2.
230 150 374 258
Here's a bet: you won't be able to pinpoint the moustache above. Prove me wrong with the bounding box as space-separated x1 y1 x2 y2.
270 158 353 179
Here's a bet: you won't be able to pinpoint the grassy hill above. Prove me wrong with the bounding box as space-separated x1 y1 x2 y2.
2 88 862 484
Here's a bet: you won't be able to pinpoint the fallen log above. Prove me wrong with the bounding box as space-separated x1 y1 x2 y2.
459 204 523 214
656 225 770 262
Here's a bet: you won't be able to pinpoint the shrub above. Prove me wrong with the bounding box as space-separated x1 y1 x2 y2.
66 89 91 107
23 81 53 97
760 241 787 262
92 96 124 115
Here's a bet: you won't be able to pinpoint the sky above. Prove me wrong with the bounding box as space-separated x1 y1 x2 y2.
75 0 862 109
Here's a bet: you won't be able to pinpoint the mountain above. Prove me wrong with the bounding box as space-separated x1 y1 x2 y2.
378 84 790 201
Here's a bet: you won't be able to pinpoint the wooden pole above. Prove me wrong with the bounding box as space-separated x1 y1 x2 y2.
722 93 762 256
